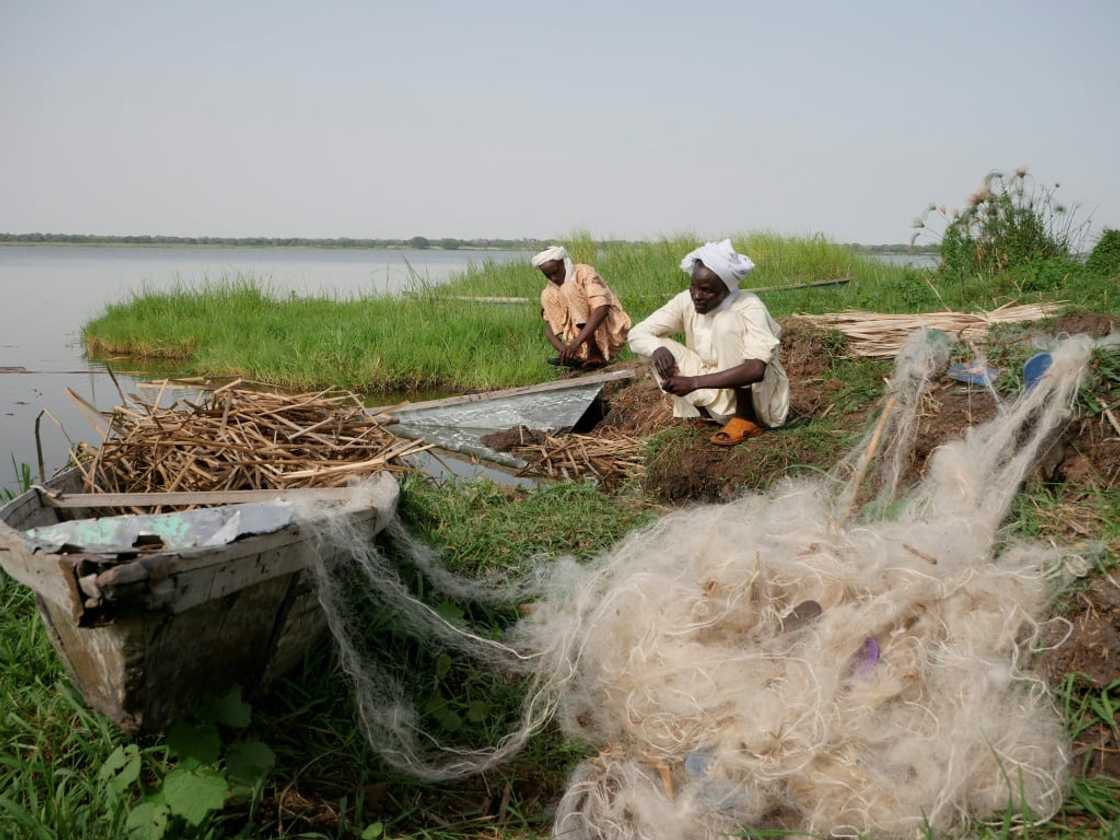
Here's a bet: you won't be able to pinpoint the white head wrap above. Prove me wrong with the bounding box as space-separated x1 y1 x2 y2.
531 245 574 282
679 238 755 291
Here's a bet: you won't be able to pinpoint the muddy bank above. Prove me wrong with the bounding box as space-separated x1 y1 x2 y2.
1040 575 1120 779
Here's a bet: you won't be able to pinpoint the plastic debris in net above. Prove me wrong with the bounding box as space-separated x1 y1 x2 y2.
947 362 1001 387
23 503 295 554
851 637 881 679
301 329 1117 840
1024 351 1054 391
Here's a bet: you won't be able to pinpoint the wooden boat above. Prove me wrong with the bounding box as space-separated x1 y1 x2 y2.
379 367 637 467
0 469 399 733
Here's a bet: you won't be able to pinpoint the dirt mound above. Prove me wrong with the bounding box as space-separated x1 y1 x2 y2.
1059 419 1120 489
585 313 1117 505
479 426 549 451
780 319 839 379
644 424 850 504
907 385 1001 481
642 378 1116 505
781 319 843 420
599 374 674 436
1050 311 1117 338
1038 576 1120 778
1041 577 1120 688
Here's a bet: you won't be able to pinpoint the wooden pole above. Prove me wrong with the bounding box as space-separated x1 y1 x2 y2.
841 394 897 524
40 486 372 510
414 277 851 306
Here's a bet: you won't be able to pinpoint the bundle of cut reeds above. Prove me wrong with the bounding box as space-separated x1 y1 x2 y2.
794 302 1063 358
511 432 644 485
73 379 428 497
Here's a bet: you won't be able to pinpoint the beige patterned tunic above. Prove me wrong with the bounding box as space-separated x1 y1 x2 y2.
540 264 631 361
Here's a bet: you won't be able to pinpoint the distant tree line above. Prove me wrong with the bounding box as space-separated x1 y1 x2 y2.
0 232 550 250
0 232 942 253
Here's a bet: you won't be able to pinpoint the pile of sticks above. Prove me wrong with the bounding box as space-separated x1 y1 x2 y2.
794 302 1063 358
74 379 428 496
510 432 645 485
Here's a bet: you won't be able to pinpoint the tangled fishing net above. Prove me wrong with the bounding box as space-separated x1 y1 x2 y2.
303 330 1116 839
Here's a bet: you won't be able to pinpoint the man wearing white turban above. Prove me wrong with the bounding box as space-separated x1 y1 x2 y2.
628 239 789 445
532 245 631 368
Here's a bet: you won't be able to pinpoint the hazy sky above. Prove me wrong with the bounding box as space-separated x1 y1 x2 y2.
2 1 1118 243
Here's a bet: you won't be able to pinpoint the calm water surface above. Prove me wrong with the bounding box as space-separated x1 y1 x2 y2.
0 244 526 493
869 251 939 268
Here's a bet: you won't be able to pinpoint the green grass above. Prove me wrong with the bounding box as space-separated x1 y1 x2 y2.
85 233 914 393
399 475 655 576
442 232 905 301
0 569 133 838
84 276 551 395
81 232 1116 396
81 233 1119 395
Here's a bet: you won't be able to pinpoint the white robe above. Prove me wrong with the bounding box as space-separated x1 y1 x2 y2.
628 290 790 428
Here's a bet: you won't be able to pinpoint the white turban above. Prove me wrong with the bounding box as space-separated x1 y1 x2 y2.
679 239 755 291
531 245 574 282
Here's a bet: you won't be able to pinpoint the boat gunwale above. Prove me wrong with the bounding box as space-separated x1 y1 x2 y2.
0 468 399 624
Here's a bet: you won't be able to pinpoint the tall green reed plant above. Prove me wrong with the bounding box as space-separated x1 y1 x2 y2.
913 168 1091 279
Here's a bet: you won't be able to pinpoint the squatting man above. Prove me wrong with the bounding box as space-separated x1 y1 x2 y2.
531 246 632 369
629 239 790 446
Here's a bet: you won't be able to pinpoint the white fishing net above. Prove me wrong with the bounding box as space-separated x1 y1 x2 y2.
300 329 1113 839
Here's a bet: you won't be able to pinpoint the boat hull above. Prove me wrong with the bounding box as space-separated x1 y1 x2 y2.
0 470 398 732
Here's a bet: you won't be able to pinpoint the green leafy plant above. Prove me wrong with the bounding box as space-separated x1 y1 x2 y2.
1075 343 1120 416
914 167 1090 280
1087 228 1120 277
98 686 275 839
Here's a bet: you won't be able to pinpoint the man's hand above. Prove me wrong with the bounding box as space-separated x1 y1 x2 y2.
559 341 583 364
652 347 677 379
661 374 697 396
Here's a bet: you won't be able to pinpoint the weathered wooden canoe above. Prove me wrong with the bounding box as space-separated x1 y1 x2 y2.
0 470 399 732
380 368 636 467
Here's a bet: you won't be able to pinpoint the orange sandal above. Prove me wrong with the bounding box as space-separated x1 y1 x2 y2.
710 416 764 446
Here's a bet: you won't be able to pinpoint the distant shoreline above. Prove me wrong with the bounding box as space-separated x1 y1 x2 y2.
0 234 940 254
0 241 523 252
0 234 541 251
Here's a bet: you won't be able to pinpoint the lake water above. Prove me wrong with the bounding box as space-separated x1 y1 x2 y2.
0 245 526 493
867 251 939 268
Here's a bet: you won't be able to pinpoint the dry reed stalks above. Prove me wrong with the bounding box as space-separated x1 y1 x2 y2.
511 432 644 485
795 302 1063 357
72 379 428 503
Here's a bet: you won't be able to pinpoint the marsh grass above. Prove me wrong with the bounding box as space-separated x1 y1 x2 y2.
66 234 1003 394
83 277 551 394
441 233 903 301
82 233 1120 394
